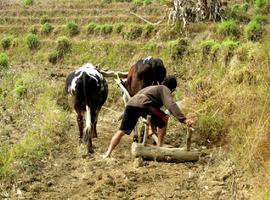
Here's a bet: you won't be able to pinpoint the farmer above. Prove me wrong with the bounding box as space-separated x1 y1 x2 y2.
103 76 194 158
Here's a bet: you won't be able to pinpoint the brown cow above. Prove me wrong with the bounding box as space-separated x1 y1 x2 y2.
124 57 167 97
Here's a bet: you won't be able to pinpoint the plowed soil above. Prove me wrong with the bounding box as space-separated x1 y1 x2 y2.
1 111 252 200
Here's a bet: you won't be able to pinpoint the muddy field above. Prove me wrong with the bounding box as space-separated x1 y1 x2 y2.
1 110 253 200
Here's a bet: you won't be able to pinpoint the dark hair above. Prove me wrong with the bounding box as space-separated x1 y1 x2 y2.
162 75 177 92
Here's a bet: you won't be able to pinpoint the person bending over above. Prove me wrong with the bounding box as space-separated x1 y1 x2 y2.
103 76 193 158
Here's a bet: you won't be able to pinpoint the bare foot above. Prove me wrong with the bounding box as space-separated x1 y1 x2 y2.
102 152 110 159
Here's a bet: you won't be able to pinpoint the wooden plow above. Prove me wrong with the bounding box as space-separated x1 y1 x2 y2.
131 115 199 162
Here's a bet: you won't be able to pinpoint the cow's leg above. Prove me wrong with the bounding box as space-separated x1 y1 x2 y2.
83 105 94 153
76 110 84 143
91 106 100 138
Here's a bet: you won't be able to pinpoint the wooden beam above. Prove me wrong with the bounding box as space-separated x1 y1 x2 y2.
130 12 163 26
131 142 199 162
99 69 128 79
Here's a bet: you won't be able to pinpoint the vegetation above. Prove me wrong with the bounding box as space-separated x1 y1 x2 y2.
41 22 54 35
56 36 71 56
1 36 13 50
40 15 50 25
23 0 34 6
217 20 239 38
244 20 263 41
0 71 69 177
0 53 9 69
26 33 39 49
132 0 143 6
65 21 79 36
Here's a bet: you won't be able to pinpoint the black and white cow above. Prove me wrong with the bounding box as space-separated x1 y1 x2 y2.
65 63 108 154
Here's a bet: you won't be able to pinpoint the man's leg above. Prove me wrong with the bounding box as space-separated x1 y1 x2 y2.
157 125 167 147
104 130 125 158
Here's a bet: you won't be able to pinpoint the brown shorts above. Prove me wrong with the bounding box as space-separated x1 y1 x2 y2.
119 106 168 135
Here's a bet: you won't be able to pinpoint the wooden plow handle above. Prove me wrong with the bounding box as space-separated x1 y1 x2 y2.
186 127 194 151
142 115 151 146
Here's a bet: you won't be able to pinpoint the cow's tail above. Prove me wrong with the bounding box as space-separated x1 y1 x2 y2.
82 73 91 144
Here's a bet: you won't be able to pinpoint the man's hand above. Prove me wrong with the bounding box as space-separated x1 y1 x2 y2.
184 119 194 127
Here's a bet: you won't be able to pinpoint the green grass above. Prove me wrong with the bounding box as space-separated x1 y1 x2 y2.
244 20 263 41
26 33 39 50
23 0 34 6
1 36 13 50
41 22 54 35
217 20 239 38
0 53 9 70
65 21 80 36
0 70 70 178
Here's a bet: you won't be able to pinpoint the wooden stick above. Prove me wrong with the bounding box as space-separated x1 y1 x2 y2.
130 11 163 26
114 76 130 105
142 115 151 146
186 127 193 151
100 69 128 78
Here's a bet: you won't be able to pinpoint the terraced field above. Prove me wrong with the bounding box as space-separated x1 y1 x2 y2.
1 0 270 199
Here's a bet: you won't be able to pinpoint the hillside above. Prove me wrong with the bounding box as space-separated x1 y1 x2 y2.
0 0 270 199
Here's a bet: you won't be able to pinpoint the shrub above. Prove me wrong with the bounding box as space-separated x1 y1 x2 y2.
252 15 268 24
48 51 59 64
217 20 239 38
255 0 266 9
26 33 39 50
200 39 220 56
41 22 53 35
23 0 33 6
40 15 50 25
244 20 263 41
221 38 239 66
11 38 19 48
168 38 189 60
132 0 143 6
29 25 39 34
65 21 79 36
113 23 125 34
14 83 27 98
1 36 13 50
86 22 97 34
230 3 249 22
0 53 9 70
124 25 143 40
100 24 113 35
145 41 157 51
159 0 172 6
48 37 71 64
221 38 239 50
144 0 153 5
56 36 71 56
94 25 102 34
196 112 226 144
143 24 154 37
101 0 112 3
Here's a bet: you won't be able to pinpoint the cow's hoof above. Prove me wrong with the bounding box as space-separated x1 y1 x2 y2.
133 135 139 142
88 148 94 154
82 154 91 159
